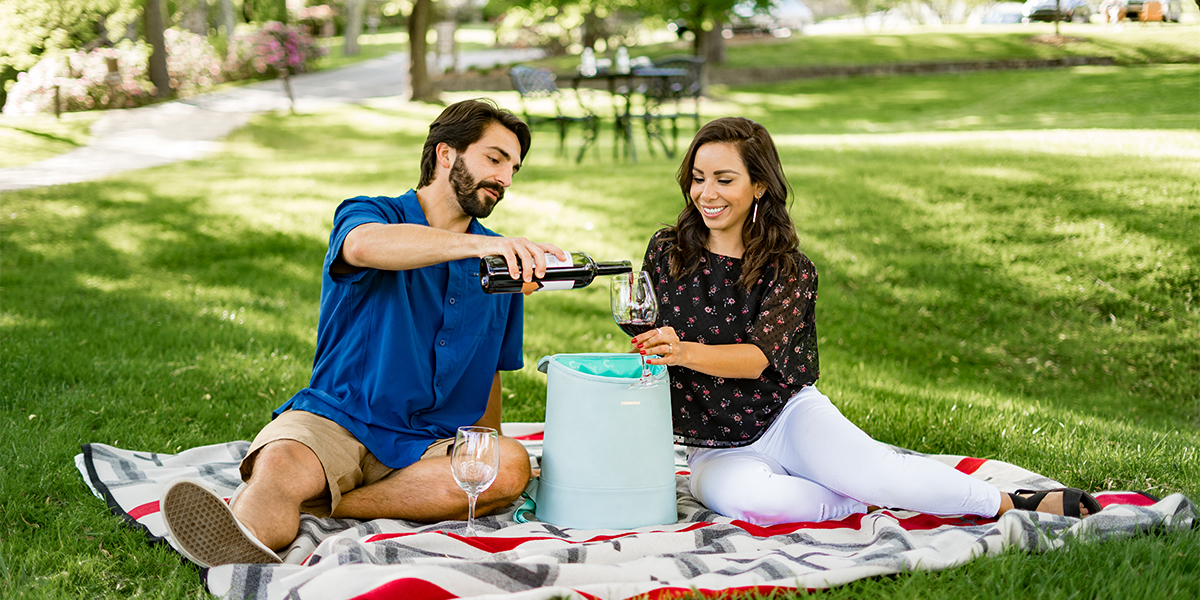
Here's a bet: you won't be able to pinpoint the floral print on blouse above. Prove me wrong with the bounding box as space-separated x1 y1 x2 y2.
642 228 820 447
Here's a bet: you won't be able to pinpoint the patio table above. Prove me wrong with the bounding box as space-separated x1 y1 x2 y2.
564 67 689 162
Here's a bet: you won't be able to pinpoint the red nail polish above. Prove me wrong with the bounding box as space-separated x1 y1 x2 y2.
636 343 644 348
639 350 646 355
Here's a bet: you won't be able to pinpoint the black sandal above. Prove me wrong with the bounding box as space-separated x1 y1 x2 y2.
1008 487 1102 518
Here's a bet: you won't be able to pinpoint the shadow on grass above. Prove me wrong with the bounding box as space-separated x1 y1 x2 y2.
1 178 327 448
798 141 1197 427
724 64 1200 133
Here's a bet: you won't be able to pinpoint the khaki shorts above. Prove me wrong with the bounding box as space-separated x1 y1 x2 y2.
239 410 453 517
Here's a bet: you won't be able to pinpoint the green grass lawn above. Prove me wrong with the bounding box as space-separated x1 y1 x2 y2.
718 24 1200 68
0 112 101 168
532 22 1200 72
316 23 497 70
2 64 1198 598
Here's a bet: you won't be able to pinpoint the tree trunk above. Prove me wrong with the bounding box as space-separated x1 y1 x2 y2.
343 0 365 56
144 0 171 99
407 0 436 102
219 0 236 36
582 10 602 50
698 26 725 65
183 0 209 35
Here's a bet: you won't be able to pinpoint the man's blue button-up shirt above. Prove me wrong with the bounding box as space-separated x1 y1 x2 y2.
276 190 524 469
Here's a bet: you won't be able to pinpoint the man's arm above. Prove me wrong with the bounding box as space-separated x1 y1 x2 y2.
335 223 565 282
473 372 505 432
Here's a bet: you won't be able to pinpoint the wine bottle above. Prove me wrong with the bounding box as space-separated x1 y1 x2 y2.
480 251 632 294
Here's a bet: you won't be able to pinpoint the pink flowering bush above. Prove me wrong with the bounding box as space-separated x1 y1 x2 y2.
2 30 224 116
225 22 324 82
2 24 323 116
2 44 154 116
164 29 225 96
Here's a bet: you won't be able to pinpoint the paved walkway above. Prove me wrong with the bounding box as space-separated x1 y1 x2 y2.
0 48 544 192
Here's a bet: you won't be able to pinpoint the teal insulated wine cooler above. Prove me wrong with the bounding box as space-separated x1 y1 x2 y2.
532 353 677 529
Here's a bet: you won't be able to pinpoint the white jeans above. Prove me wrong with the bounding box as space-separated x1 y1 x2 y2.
687 386 1002 525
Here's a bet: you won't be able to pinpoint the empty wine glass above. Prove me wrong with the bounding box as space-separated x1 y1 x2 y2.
611 271 661 389
451 426 500 537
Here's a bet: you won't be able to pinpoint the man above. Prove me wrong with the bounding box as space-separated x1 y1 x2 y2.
160 99 565 567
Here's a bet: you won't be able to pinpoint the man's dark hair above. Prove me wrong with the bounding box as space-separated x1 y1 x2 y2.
417 98 531 188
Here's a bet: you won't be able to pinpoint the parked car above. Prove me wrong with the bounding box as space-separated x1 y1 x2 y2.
981 2 1028 23
1021 0 1094 22
726 0 815 36
1122 0 1184 21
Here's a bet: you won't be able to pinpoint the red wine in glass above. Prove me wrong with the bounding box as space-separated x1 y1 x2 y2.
610 271 661 388
616 319 656 338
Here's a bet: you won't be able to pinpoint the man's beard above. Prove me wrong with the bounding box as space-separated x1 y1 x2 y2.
450 155 504 219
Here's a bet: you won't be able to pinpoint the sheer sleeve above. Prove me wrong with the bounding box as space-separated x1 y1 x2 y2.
641 228 672 290
748 255 819 387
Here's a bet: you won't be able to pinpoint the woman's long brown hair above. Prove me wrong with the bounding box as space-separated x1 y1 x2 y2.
665 117 799 288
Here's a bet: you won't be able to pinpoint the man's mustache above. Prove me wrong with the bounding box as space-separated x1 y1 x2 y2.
477 181 504 202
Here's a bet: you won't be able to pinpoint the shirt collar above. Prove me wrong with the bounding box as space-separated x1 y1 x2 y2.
402 189 486 236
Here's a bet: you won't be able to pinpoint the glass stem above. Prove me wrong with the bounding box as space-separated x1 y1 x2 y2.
466 493 478 536
640 352 651 381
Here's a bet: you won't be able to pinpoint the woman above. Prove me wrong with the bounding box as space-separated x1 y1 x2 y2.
631 117 1099 525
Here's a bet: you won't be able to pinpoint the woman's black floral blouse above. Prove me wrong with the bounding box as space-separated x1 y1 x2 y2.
642 229 820 447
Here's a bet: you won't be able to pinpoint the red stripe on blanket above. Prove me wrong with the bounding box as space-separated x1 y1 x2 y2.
637 585 801 599
367 523 717 550
351 578 457 600
891 512 996 530
728 511 994 537
730 514 865 536
1096 491 1158 508
511 432 544 441
954 457 987 475
128 501 160 520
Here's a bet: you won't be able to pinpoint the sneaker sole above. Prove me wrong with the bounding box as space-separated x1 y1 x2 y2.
161 480 282 567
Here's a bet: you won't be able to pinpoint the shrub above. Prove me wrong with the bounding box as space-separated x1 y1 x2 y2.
164 28 226 97
2 30 224 116
224 21 325 82
2 43 154 116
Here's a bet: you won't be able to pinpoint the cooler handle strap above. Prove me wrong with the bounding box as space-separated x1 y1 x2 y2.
513 477 539 524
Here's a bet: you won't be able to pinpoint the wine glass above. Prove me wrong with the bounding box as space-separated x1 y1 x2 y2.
611 271 661 389
451 426 499 537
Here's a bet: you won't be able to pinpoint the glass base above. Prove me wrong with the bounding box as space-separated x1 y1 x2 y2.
628 377 662 389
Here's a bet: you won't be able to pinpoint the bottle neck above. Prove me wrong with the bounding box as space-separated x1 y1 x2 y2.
595 260 633 277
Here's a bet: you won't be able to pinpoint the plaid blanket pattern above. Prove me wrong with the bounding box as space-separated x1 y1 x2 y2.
76 423 1195 600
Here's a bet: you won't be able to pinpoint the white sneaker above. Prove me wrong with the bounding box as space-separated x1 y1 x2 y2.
161 478 282 567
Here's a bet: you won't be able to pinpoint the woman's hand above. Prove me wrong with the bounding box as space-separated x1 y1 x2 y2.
631 326 769 379
632 326 685 366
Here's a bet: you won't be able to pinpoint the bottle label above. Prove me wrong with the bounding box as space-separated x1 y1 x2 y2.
523 280 574 293
545 253 570 268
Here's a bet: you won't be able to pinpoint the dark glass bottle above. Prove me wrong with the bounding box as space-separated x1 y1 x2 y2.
480 252 632 294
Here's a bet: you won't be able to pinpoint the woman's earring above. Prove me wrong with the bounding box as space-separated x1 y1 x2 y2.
752 200 759 224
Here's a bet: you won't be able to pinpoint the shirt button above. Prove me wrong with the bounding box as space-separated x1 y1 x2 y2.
439 339 446 346
448 298 456 305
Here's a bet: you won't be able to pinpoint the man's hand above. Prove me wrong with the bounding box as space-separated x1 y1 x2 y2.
485 237 567 283
338 223 565 274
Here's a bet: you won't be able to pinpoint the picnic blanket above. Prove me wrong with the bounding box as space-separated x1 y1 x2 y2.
76 423 1195 600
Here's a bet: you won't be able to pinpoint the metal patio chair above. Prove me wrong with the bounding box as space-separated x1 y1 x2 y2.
509 65 600 162
640 56 704 159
